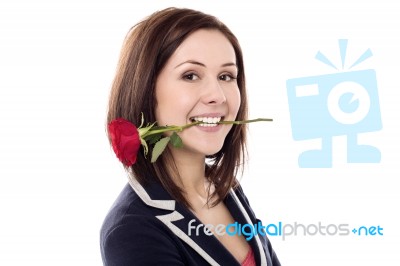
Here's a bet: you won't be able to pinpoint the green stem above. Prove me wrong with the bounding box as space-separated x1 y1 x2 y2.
141 121 202 138
218 118 273 124
141 118 272 138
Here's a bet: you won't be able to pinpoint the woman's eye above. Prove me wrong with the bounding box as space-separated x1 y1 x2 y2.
183 73 199 81
219 74 237 82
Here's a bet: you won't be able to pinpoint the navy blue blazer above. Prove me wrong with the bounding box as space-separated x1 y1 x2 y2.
100 177 280 266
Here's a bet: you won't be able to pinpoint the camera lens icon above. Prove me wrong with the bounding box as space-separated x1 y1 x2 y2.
286 69 382 167
327 81 370 125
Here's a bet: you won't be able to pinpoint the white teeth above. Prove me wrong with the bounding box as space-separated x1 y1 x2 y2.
198 123 218 127
192 116 222 124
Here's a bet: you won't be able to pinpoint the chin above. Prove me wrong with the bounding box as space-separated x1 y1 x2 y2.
183 143 223 157
202 145 224 157
181 133 227 156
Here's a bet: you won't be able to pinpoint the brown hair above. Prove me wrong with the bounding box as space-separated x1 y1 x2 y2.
107 7 248 208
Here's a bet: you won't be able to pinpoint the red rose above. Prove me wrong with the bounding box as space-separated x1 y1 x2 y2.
108 118 141 166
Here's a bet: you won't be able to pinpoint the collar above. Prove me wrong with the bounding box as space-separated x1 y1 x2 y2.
127 177 268 266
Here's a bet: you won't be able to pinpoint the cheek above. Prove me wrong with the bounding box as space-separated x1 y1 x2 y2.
155 89 171 124
228 88 241 116
155 87 197 124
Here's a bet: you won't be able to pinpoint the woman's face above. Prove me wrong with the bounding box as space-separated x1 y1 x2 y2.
155 29 241 157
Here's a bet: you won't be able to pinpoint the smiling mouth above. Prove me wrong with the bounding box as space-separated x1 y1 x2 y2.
190 116 224 127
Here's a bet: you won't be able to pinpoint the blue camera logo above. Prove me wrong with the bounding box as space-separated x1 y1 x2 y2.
286 40 382 168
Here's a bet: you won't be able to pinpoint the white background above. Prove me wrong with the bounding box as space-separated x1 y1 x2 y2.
1 0 399 265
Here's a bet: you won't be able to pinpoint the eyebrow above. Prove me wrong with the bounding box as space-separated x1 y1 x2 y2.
174 60 237 69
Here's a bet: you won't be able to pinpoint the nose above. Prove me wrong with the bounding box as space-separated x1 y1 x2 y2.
202 78 227 105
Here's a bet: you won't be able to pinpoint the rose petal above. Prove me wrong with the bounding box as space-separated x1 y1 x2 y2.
108 118 141 166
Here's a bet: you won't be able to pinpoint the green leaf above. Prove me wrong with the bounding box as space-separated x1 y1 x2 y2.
146 133 163 145
138 122 156 137
151 136 170 163
140 138 149 156
170 132 183 148
139 112 144 128
149 125 168 131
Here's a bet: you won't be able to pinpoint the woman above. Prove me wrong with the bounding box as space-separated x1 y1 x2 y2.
100 7 280 266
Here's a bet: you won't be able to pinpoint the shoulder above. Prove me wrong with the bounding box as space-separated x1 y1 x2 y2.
100 184 185 265
101 215 184 266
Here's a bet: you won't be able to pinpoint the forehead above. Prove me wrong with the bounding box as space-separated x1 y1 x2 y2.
167 29 236 66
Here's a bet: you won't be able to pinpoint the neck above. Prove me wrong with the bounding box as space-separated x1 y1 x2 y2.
168 148 210 199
